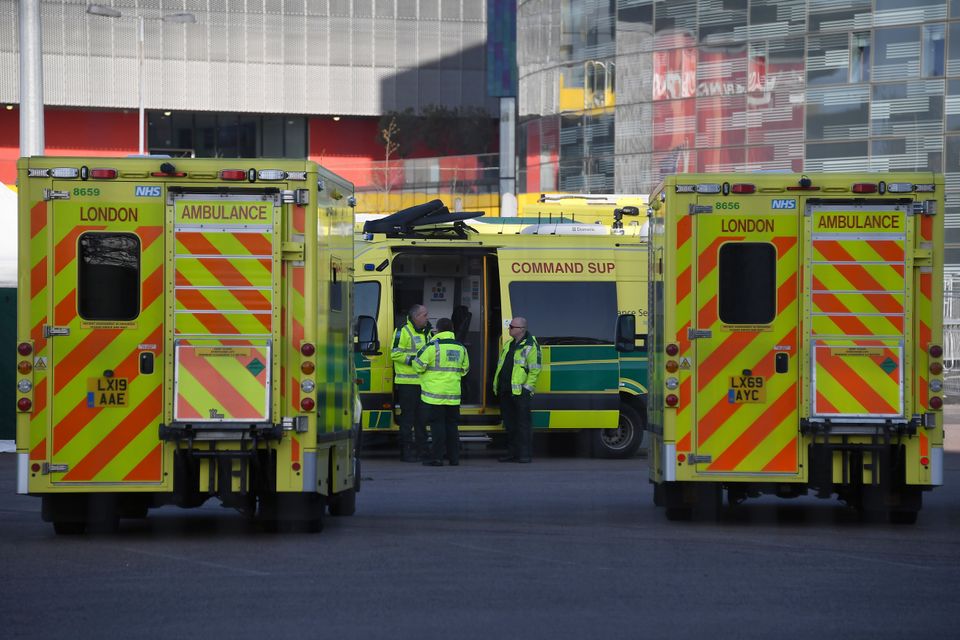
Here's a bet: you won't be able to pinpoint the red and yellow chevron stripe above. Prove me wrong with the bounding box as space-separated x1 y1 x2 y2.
175 344 270 421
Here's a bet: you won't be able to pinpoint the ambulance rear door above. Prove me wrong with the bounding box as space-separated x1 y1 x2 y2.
47 181 165 484
806 201 912 423
690 195 801 475
168 189 280 430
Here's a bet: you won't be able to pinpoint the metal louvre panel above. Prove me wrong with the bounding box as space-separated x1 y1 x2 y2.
328 65 354 111
374 17 397 67
373 66 395 111
329 17 351 65
353 17 374 67
418 19 441 65
396 19 419 67
305 64 331 112
350 66 376 112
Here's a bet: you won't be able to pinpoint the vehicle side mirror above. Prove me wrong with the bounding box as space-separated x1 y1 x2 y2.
616 313 636 353
355 315 380 354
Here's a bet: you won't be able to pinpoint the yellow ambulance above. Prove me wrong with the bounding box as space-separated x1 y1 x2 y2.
16 157 359 533
648 173 944 523
354 199 649 458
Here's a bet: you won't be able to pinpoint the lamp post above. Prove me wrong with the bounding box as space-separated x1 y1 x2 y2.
86 4 196 155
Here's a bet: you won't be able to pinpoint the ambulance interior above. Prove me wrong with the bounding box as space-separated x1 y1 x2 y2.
391 250 501 409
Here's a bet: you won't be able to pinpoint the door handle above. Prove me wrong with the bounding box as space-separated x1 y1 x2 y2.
775 352 788 374
139 352 155 375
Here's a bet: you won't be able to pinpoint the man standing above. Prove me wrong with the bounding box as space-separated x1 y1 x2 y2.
413 317 470 466
493 317 541 463
391 304 432 462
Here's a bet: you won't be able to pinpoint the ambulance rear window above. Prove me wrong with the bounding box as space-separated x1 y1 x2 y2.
77 232 141 321
718 243 775 325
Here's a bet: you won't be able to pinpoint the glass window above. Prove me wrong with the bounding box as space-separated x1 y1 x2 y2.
718 243 775 325
354 281 381 321
850 32 871 83
923 24 945 77
508 281 617 344
78 233 140 321
873 27 921 82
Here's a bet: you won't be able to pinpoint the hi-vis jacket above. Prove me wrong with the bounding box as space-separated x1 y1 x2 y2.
493 333 542 396
391 319 432 385
412 331 470 405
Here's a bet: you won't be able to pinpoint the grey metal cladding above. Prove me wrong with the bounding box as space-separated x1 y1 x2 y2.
0 0 492 114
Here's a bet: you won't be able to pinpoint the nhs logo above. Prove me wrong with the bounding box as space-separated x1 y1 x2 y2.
135 185 162 197
771 199 796 210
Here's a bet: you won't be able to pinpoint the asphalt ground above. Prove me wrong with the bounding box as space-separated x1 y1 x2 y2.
1 416 959 639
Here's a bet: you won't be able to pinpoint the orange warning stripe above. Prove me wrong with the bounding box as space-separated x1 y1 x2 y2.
762 438 799 473
30 201 46 238
697 295 718 330
291 435 300 463
293 205 305 234
30 438 46 461
677 377 691 415
31 377 47 420
677 214 691 249
817 349 897 414
920 215 932 242
176 395 203 420
177 234 260 287
866 240 905 262
810 278 875 335
63 386 163 482
816 391 839 414
920 430 929 457
123 443 162 482
708 384 797 472
676 266 691 305
234 233 273 256
30 257 46 300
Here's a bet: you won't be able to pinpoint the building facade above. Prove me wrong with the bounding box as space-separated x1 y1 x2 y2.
0 0 500 209
517 0 960 266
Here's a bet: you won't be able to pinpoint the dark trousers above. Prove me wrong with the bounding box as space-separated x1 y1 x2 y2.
500 390 532 460
427 403 461 464
396 384 428 458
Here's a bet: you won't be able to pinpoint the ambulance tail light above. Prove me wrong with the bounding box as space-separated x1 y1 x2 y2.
50 167 79 179
257 169 286 181
219 170 248 181
17 398 31 412
89 168 118 179
929 344 943 358
18 361 31 374
696 183 721 194
17 342 32 356
929 396 943 410
665 394 679 407
301 361 315 374
665 360 679 373
930 362 944 375
852 183 877 194
300 397 316 411
731 183 755 194
300 342 316 357
665 343 679 356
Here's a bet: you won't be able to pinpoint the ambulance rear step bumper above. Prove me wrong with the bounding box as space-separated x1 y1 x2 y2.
159 422 283 442
801 418 917 437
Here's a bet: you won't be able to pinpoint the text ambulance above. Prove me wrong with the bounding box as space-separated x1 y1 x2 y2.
354 200 648 458
647 173 944 523
16 157 358 533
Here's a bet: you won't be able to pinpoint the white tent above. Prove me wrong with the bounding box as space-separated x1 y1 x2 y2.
0 183 16 288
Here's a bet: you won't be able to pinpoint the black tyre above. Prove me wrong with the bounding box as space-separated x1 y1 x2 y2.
328 488 357 517
53 521 87 535
591 402 645 459
889 509 918 525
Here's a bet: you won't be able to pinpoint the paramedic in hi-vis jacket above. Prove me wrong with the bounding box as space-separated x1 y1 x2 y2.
391 304 432 462
413 317 470 466
494 317 541 463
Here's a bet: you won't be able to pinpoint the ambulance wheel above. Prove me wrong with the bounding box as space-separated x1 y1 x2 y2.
328 488 356 517
888 509 918 525
592 403 644 459
53 521 87 535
